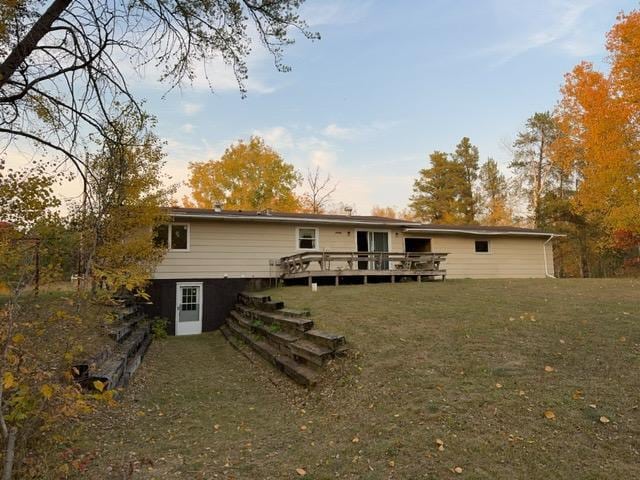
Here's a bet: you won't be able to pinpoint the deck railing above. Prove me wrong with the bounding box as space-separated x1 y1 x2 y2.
278 251 448 275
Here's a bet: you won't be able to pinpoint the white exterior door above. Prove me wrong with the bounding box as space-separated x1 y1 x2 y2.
175 282 203 335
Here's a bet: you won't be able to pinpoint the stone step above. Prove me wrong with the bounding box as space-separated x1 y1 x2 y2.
289 339 334 367
109 313 145 343
238 292 271 305
226 317 317 386
235 304 314 332
279 308 311 318
304 329 346 351
261 300 285 312
237 292 284 312
229 310 300 348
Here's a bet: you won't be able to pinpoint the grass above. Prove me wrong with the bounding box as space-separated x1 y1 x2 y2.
53 279 639 479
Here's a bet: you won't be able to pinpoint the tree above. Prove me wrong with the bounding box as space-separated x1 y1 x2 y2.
0 0 318 182
371 206 399 219
452 137 480 223
0 165 90 480
76 109 175 294
300 166 337 214
185 136 301 212
511 112 559 227
478 158 512 225
410 151 467 223
370 206 416 220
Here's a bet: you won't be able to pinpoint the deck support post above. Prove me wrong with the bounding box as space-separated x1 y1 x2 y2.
363 275 368 285
391 275 395 283
308 276 312 287
335 275 339 286
417 275 422 283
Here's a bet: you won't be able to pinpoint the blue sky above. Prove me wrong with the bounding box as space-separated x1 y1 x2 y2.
83 0 640 212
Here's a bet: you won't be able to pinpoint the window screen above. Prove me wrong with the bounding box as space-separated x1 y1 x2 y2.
298 228 317 249
475 240 489 253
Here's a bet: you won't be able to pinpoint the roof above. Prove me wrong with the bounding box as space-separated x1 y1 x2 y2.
167 207 421 227
166 207 559 236
405 224 560 237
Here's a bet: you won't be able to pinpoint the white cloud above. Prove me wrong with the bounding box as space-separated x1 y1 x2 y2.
180 123 195 133
308 149 337 170
322 123 356 140
321 120 400 141
182 103 202 116
480 0 603 66
252 126 295 150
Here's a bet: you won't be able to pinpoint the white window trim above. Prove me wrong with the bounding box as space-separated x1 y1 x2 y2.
168 223 190 252
296 226 320 251
474 239 491 254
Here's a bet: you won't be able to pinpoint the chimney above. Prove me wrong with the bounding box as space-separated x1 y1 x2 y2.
214 201 223 213
344 206 353 216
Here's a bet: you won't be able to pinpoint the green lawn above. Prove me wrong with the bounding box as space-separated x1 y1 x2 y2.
55 279 639 479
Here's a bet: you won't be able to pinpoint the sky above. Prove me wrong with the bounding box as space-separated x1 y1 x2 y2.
10 0 640 214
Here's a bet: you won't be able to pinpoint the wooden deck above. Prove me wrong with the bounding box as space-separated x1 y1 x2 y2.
278 251 448 285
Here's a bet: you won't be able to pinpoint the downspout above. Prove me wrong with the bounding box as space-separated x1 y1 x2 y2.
543 235 556 278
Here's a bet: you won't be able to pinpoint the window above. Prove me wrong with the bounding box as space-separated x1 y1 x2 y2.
297 227 318 250
153 223 189 251
475 240 490 253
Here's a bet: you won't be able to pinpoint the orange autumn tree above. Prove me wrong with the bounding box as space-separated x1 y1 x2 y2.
184 136 302 212
554 13 640 245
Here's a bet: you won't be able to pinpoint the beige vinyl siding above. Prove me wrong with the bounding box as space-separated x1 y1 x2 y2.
153 219 554 279
403 233 553 279
154 220 404 279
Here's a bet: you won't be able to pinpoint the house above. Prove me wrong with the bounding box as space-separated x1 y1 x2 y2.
147 207 558 335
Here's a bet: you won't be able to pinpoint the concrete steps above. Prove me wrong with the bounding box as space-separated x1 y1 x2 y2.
223 291 348 386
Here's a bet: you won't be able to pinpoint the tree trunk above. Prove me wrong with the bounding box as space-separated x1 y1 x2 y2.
2 427 17 480
534 135 545 227
0 0 72 87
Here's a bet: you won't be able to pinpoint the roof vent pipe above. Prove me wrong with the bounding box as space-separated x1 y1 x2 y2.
213 201 223 213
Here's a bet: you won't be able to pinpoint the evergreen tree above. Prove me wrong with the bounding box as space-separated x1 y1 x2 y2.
410 151 466 223
452 137 480 223
478 158 512 225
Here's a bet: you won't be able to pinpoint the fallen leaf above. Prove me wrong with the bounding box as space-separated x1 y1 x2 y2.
436 439 445 451
599 416 610 424
544 366 555 373
352 437 359 443
388 460 395 467
2 372 15 390
300 425 307 431
572 389 584 400
495 383 503 388
453 466 463 474
295 468 307 476
543 410 556 420
40 384 54 400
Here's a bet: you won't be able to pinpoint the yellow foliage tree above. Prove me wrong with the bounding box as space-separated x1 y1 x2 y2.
184 136 302 212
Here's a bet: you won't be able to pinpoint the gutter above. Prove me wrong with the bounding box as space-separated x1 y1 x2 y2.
170 212 421 228
403 227 561 237
543 234 559 278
